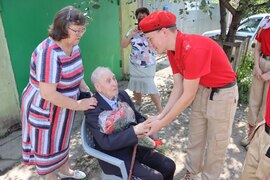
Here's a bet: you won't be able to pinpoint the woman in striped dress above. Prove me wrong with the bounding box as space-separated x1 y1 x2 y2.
21 6 97 179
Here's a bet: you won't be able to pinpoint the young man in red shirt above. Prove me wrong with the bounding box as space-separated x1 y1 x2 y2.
240 18 270 180
139 11 238 179
241 16 270 148
240 82 270 179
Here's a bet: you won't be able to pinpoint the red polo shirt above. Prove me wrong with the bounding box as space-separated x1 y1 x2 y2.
265 84 270 126
256 28 270 56
167 31 236 88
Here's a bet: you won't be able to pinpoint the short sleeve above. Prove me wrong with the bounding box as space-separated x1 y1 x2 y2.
183 48 211 79
35 47 61 83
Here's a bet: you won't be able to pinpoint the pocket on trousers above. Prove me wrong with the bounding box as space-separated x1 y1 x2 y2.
214 133 229 155
207 100 230 120
256 154 270 179
28 104 51 129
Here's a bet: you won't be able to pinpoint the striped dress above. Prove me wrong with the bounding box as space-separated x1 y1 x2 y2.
21 37 84 175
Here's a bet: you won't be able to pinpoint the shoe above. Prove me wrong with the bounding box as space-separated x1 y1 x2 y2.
58 170 86 179
240 124 255 147
183 169 196 180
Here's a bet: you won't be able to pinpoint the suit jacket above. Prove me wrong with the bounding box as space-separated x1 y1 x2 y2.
84 90 145 175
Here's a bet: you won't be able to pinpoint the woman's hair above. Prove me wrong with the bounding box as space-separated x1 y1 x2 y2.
49 6 86 41
135 7 150 18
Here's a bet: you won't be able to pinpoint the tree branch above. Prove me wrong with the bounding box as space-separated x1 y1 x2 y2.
248 1 269 9
219 0 236 16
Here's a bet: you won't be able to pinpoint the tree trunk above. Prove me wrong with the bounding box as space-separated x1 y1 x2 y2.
223 11 242 59
219 2 227 41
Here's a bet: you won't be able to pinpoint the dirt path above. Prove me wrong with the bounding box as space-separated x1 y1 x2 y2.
70 58 249 180
1 58 248 180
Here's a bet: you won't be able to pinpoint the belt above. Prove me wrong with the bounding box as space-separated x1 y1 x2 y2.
209 80 236 100
262 55 270 61
265 123 270 135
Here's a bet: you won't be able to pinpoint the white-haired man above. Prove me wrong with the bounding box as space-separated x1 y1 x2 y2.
84 67 176 180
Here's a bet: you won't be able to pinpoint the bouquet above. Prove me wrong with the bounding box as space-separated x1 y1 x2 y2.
98 102 163 149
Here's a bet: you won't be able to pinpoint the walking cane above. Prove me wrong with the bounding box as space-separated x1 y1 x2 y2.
128 144 138 180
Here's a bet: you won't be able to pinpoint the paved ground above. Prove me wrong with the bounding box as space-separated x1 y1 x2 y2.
0 57 248 180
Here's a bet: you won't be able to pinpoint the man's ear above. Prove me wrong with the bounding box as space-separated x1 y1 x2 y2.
94 83 101 93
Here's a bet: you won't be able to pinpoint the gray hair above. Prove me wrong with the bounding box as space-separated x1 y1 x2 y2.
91 67 112 85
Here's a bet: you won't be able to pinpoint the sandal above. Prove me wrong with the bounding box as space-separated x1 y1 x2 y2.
58 170 86 179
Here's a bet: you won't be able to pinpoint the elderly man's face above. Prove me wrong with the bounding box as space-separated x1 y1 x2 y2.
96 71 118 100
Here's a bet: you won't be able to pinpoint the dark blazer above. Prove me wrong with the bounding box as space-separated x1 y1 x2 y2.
84 90 145 175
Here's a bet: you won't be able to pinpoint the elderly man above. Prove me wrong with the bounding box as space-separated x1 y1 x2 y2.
84 67 175 180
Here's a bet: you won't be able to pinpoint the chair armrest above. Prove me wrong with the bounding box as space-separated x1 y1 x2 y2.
81 117 128 180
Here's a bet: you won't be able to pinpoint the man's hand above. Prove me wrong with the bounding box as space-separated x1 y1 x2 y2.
144 116 163 136
261 71 270 81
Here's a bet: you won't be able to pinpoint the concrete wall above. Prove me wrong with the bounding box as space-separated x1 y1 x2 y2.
119 1 137 78
143 0 221 35
0 16 20 137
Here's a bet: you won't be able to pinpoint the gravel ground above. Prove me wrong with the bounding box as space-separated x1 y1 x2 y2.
1 57 249 180
75 58 249 180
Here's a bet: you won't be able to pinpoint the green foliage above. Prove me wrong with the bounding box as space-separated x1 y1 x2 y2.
73 0 115 23
236 53 254 104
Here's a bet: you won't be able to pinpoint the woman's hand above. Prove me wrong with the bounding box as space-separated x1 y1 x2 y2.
76 97 97 111
129 26 139 37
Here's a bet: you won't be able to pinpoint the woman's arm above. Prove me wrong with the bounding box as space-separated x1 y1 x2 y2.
39 82 97 111
79 79 90 92
120 28 138 48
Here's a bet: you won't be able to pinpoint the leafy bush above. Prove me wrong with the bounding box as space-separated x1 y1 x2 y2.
236 53 254 104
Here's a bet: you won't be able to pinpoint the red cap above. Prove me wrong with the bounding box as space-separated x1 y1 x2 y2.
139 11 176 33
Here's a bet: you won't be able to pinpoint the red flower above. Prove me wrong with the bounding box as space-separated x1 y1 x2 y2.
105 117 115 134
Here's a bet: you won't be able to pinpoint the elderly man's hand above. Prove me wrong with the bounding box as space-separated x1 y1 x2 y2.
133 122 148 138
144 116 163 136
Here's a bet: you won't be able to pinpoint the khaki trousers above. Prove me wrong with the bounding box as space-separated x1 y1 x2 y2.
185 84 238 180
240 122 270 180
247 57 270 126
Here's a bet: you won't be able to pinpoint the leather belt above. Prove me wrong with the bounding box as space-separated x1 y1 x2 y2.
262 55 270 61
265 123 270 135
209 80 236 100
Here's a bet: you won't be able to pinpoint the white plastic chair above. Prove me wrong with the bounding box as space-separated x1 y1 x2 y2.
81 117 128 180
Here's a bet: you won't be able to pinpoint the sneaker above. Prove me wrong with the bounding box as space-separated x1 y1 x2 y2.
58 170 86 179
183 169 196 180
240 136 250 147
240 124 255 147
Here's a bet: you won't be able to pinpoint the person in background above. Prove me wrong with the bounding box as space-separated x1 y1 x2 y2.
121 7 162 113
21 6 97 180
240 83 270 179
240 16 270 148
139 11 238 180
84 67 175 180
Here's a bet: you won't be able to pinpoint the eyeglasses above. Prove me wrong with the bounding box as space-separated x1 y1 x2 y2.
68 27 86 35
